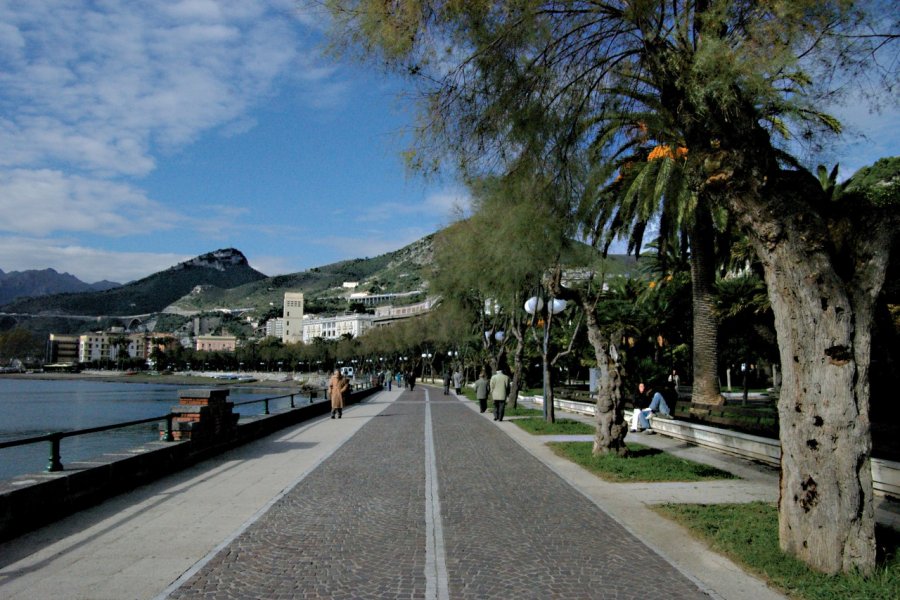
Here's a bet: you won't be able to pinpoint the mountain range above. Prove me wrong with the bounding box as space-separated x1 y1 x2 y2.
0 248 267 317
0 232 635 340
0 269 120 307
0 235 442 318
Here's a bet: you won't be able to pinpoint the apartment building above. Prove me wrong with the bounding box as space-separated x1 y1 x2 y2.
265 317 284 338
76 330 150 364
301 313 374 343
195 335 237 352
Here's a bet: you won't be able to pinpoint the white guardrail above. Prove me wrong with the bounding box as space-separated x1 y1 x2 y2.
527 395 900 498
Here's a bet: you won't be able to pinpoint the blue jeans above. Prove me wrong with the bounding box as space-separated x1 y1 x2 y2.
637 393 671 429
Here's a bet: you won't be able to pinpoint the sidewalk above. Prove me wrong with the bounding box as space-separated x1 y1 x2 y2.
523 397 900 531
0 386 792 599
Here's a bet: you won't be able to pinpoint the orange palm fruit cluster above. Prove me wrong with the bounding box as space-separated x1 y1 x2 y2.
647 145 688 161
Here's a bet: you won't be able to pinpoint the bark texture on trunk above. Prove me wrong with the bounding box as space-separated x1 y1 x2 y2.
689 201 723 405
723 168 884 575
508 318 526 409
586 311 628 456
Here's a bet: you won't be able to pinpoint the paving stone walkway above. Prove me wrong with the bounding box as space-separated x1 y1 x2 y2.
167 388 709 599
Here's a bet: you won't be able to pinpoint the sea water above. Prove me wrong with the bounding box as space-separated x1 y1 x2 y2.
0 378 289 481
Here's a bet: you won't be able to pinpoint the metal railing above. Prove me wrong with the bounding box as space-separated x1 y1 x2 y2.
0 389 325 474
0 413 176 473
232 391 317 415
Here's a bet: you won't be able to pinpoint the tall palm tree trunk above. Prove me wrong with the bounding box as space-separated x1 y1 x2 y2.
689 201 723 406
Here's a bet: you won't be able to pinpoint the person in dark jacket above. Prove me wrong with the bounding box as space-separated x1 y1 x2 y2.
443 370 451 395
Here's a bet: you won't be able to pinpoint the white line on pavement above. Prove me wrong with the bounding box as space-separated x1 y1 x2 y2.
424 389 450 600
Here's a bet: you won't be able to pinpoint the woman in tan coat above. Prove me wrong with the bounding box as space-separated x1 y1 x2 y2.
328 369 350 419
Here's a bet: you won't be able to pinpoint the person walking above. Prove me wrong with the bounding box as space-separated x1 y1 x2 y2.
385 369 393 391
328 369 349 419
490 367 511 421
407 370 416 391
474 370 490 413
443 369 452 395
452 369 463 395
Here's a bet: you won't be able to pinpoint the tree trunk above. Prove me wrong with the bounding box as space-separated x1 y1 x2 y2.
723 169 885 575
542 351 555 422
689 201 723 405
586 312 628 456
508 318 526 409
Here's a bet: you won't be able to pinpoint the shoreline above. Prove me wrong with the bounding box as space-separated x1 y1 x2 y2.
0 371 316 389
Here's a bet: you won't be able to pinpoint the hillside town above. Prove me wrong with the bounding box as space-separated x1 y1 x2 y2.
39 288 435 374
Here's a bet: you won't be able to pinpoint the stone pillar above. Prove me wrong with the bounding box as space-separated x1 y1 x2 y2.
165 388 238 442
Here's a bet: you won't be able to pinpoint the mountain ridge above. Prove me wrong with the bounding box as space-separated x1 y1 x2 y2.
1 248 266 316
0 233 635 335
0 268 121 306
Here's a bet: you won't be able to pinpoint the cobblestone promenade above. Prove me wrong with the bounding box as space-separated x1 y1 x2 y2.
166 388 708 599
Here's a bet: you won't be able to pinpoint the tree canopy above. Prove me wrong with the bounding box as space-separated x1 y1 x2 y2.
325 0 898 575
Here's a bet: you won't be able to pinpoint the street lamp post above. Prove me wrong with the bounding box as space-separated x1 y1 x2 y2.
524 295 567 422
421 351 432 380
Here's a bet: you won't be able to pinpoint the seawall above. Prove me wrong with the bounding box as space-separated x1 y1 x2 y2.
0 385 380 542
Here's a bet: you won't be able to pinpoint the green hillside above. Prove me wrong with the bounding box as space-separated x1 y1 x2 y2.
167 235 434 314
0 231 638 336
2 249 266 316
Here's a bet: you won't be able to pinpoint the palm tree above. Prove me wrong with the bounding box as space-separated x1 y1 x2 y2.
581 128 725 405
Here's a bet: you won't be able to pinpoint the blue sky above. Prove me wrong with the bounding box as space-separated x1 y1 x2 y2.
0 1 896 284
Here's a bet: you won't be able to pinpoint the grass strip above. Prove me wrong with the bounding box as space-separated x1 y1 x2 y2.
459 388 543 417
513 417 594 435
655 502 900 600
548 441 736 482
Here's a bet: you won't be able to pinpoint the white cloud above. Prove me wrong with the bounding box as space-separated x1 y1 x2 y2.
355 188 472 224
0 169 181 236
423 189 472 218
0 1 326 176
829 97 900 177
0 237 188 283
0 0 364 274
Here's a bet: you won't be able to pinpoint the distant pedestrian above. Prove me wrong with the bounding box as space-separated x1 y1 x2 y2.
668 369 680 388
443 369 451 395
328 369 349 419
407 370 416 391
385 369 393 391
453 369 463 395
474 370 490 413
490 368 511 421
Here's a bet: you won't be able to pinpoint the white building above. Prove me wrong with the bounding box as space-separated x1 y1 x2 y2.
302 314 374 343
348 290 424 306
281 292 304 344
76 331 150 364
372 297 440 326
266 317 284 338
